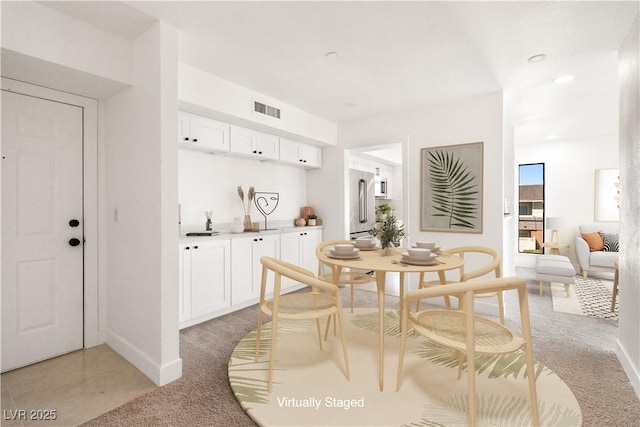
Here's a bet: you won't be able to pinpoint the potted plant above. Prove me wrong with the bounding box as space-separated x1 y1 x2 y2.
370 215 405 255
307 214 318 226
376 204 392 221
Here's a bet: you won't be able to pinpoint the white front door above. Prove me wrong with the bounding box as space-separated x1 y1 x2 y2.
1 90 84 372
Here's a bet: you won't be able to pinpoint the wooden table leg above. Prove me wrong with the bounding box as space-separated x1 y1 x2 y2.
376 271 386 391
398 272 405 332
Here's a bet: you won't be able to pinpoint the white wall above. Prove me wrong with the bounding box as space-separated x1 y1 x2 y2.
514 135 619 269
104 22 181 386
179 63 337 146
617 12 640 398
333 92 505 304
178 151 308 232
0 1 132 98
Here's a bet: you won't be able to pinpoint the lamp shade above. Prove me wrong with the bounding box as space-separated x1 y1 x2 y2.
546 217 563 230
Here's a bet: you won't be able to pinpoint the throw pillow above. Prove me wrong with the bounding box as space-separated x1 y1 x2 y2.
582 232 604 251
599 232 620 252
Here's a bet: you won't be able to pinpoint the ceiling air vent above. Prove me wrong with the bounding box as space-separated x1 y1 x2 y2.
254 101 281 119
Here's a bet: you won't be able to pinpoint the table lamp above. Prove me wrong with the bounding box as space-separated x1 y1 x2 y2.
546 217 563 244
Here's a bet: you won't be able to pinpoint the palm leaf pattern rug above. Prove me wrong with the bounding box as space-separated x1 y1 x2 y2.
228 308 581 426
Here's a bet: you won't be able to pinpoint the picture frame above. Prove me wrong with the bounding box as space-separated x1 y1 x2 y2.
594 168 619 222
420 141 483 233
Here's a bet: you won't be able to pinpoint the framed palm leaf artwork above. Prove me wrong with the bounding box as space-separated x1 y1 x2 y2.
420 142 483 233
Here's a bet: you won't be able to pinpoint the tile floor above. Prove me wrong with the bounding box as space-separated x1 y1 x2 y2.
1 345 155 426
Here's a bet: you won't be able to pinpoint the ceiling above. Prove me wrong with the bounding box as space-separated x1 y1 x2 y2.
40 1 639 145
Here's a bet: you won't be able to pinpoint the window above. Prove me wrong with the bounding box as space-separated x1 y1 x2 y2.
518 163 545 254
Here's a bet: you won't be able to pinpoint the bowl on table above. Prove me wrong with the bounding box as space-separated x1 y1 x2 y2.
407 247 431 258
333 243 356 253
415 241 437 250
354 238 376 249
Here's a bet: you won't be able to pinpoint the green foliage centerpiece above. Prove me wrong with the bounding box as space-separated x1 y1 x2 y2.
370 214 406 256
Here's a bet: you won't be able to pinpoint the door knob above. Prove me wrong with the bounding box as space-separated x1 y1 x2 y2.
69 219 80 227
69 238 81 247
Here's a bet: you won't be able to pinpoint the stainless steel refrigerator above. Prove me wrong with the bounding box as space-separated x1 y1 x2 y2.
349 170 375 238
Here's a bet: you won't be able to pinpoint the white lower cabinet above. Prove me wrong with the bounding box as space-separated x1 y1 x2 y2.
231 233 280 306
280 228 322 289
179 239 231 328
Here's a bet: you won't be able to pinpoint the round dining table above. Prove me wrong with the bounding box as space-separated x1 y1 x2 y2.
317 246 464 391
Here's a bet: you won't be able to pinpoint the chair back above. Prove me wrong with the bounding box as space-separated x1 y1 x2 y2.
316 239 354 276
442 246 501 281
260 256 339 297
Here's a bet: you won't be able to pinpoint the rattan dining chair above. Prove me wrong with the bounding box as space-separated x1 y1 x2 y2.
396 276 540 427
255 256 350 392
316 239 375 312
414 246 505 324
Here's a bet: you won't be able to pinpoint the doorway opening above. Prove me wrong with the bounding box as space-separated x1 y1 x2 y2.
518 163 545 254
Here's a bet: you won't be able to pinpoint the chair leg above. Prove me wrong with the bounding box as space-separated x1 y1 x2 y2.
456 350 464 379
539 281 544 296
255 310 264 362
324 315 332 341
582 270 588 279
564 283 570 297
350 284 355 313
611 266 619 312
497 292 505 325
336 308 351 381
524 343 540 426
267 314 279 393
315 319 323 351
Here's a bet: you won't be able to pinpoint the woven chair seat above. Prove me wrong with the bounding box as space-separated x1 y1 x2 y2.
263 293 337 319
411 310 524 354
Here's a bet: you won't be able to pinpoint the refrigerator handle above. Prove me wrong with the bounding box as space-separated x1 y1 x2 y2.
359 178 368 224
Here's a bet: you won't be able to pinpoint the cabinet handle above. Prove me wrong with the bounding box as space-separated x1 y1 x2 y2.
185 246 190 250
258 151 263 154
184 137 189 141
193 245 199 249
259 238 263 241
303 159 307 163
192 138 198 142
299 159 303 162
253 150 257 153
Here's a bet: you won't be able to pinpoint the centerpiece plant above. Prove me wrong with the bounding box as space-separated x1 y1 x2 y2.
370 214 406 255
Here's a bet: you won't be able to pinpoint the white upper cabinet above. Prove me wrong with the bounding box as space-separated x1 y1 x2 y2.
279 138 322 168
178 112 230 153
229 125 279 160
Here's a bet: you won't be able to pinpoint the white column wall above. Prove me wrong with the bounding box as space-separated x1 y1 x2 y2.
104 22 181 386
617 12 640 398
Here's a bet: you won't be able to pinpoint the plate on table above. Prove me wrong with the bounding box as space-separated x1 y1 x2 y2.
400 257 439 266
411 245 441 254
356 246 378 251
328 251 361 259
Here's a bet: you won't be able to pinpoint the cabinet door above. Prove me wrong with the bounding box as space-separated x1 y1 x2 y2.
229 125 256 156
301 228 322 273
301 144 322 168
256 132 280 160
178 244 192 322
231 237 255 305
177 112 191 145
279 138 302 165
190 240 231 317
189 115 230 153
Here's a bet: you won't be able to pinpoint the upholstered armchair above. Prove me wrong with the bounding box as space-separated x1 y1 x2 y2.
574 224 619 279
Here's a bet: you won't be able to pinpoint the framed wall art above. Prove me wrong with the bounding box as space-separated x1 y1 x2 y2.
420 141 483 233
594 168 619 222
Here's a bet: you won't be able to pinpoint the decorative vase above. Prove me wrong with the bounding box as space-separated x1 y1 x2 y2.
308 219 317 226
231 217 244 233
382 242 395 256
243 215 252 232
295 217 306 227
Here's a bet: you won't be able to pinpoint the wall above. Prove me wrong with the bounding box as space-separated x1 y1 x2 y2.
178 63 337 146
104 22 181 386
0 1 132 98
514 135 619 269
335 92 505 300
617 12 640 398
178 151 308 232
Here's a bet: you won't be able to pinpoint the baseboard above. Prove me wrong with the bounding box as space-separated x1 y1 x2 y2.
616 338 640 399
106 329 182 386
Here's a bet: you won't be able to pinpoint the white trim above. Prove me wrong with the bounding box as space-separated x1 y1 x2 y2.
106 329 182 386
616 338 640 399
1 77 102 348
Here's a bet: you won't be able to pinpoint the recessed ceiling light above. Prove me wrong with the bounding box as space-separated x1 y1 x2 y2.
528 54 546 63
553 75 574 84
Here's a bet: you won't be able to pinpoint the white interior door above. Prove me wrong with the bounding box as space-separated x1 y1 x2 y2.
1 90 84 372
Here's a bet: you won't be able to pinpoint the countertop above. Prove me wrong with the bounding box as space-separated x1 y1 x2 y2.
179 225 323 244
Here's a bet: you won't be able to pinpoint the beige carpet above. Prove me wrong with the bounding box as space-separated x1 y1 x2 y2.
551 276 618 320
229 308 581 427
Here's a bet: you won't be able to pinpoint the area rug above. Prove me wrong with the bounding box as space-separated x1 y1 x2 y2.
551 276 618 320
228 308 581 426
